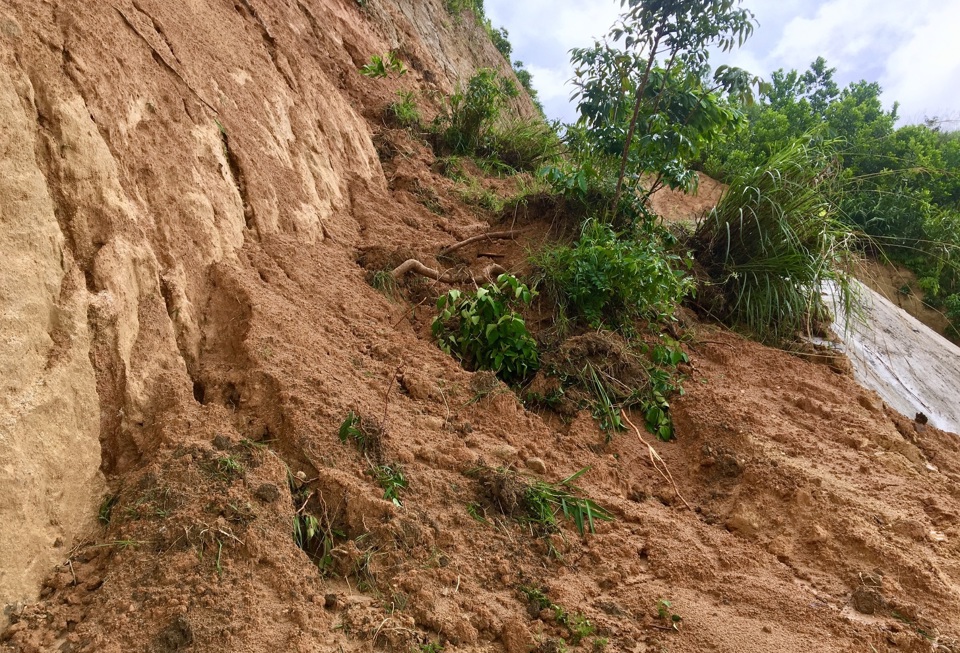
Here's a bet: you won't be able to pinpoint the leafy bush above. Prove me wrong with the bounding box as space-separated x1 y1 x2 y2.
490 26 512 59
946 294 960 339
532 220 693 329
692 135 859 342
432 274 539 383
445 0 483 16
359 52 407 78
432 69 518 155
512 61 544 115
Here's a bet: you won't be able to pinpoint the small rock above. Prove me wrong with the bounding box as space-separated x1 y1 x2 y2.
154 615 193 651
525 457 547 475
254 483 280 504
400 372 437 401
852 586 884 615
891 518 927 541
928 530 948 543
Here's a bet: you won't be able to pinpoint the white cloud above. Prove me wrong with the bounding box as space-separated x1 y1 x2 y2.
881 1 960 122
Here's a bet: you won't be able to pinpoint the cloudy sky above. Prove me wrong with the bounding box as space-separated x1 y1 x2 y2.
485 0 960 126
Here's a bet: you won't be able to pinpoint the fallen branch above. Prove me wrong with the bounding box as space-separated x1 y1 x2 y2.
621 410 692 512
438 230 523 257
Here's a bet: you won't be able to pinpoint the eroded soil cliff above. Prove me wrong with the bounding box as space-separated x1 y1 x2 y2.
1 1 959 652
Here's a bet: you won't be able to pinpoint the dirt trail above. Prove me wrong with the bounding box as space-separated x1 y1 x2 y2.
1 2 959 652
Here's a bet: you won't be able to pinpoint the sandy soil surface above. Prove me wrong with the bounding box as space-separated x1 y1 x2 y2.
649 174 726 226
1 2 959 652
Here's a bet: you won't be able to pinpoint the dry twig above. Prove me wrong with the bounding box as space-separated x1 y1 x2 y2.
621 410 692 511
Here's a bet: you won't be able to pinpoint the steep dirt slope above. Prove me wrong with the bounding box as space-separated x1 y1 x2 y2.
0 0 529 626
2 1 960 653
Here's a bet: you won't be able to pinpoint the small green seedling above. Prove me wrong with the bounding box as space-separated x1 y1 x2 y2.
339 411 365 447
98 495 118 525
374 464 408 507
656 599 682 631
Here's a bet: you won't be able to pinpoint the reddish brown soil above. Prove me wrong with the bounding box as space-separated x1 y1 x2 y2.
2 2 959 653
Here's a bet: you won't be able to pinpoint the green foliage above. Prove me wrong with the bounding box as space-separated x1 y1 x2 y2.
570 0 757 222
483 118 563 172
532 220 693 328
445 0 483 16
490 26 512 59
524 468 614 536
693 135 860 343
643 345 688 441
512 60 544 114
359 52 407 78
656 599 683 628
215 455 244 478
433 69 518 155
370 269 399 301
567 337 687 441
432 274 539 383
946 294 960 338
387 90 420 128
373 464 408 507
518 586 596 644
704 57 960 333
98 495 118 525
338 411 365 447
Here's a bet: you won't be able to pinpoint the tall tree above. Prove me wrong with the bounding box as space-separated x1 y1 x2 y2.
571 0 758 222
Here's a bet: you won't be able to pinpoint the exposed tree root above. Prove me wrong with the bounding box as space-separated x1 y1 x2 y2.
390 259 506 284
621 410 693 511
437 230 523 257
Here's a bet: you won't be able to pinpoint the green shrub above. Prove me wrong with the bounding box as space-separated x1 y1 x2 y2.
387 90 420 128
490 26 512 59
512 61 544 115
692 135 859 342
433 69 518 155
532 220 693 329
445 0 484 16
946 294 960 339
432 274 539 383
359 52 407 78
481 118 562 172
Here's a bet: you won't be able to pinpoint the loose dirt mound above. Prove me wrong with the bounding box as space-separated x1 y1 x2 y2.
2 1 960 652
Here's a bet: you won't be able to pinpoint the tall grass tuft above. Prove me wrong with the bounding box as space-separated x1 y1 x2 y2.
692 135 861 343
480 118 563 172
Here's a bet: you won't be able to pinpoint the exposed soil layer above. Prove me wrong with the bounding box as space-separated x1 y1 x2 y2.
856 258 953 337
2 2 960 653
